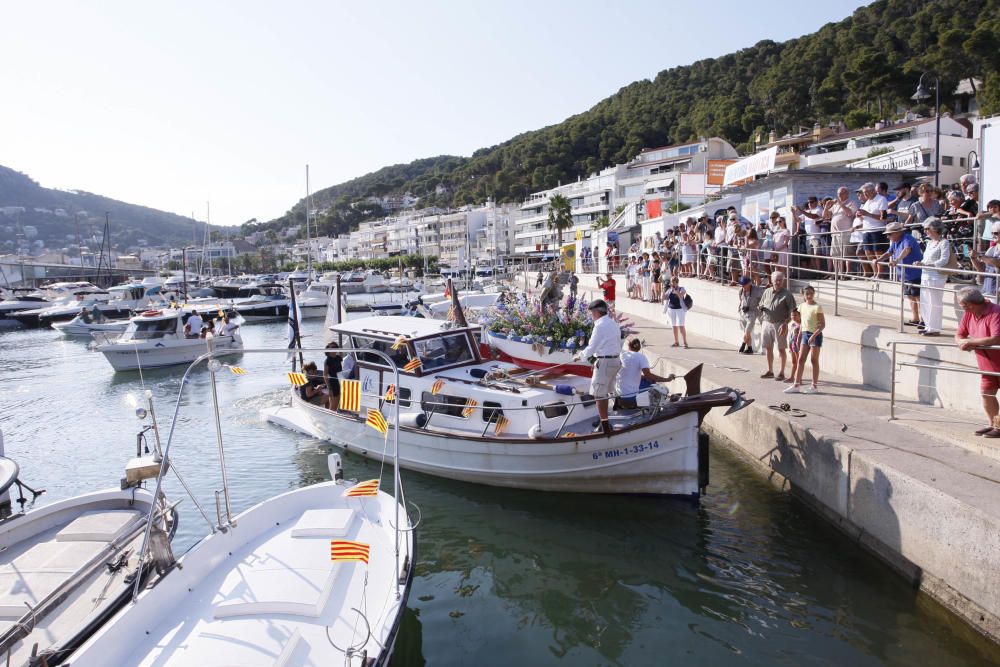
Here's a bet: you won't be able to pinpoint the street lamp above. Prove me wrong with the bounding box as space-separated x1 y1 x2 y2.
968 150 980 172
912 72 940 188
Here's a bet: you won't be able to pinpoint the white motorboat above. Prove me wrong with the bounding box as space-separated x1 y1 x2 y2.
93 308 243 371
69 348 415 666
0 288 50 329
388 276 414 290
297 282 334 319
233 284 290 322
426 292 501 320
270 315 750 496
0 407 177 666
52 313 130 337
7 283 111 329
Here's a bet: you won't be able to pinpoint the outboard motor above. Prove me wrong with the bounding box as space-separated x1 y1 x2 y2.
328 453 344 482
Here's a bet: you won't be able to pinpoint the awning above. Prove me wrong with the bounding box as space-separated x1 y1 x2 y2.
644 177 674 192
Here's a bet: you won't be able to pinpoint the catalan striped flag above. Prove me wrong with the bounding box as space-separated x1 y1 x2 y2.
287 372 307 387
431 378 445 395
229 366 247 375
391 335 407 351
384 384 396 403
366 408 388 436
339 379 361 412
403 358 422 373
330 540 370 565
462 398 479 418
343 479 380 497
561 432 577 438
494 414 510 436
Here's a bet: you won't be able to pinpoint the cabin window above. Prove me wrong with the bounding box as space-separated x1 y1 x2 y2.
539 402 569 419
351 335 409 369
483 401 504 423
412 333 474 370
396 387 412 408
421 392 468 418
130 319 176 339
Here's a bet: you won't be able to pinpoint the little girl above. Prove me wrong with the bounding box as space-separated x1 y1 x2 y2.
785 310 802 384
786 285 825 394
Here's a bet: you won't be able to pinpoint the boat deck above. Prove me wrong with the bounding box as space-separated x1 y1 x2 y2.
0 506 146 664
87 485 406 667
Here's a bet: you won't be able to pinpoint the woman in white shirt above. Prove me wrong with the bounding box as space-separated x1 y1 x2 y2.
913 217 951 336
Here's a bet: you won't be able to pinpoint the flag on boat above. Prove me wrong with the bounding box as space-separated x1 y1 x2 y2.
340 379 361 412
444 284 451 299
431 378 445 395
366 408 388 436
391 335 407 351
384 384 396 403
343 479 380 497
229 366 247 375
561 432 577 438
462 398 478 418
494 414 510 436
287 372 307 387
330 540 370 564
403 358 422 373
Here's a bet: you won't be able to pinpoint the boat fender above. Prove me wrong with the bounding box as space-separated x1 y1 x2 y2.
328 453 343 481
554 384 575 396
141 310 162 317
399 413 427 429
528 424 542 440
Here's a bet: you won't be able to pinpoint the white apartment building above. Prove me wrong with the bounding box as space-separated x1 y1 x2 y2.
514 168 617 257
438 207 487 271
413 214 441 260
802 115 974 186
384 216 419 256
617 137 739 208
322 235 351 262
352 220 389 260
474 202 516 265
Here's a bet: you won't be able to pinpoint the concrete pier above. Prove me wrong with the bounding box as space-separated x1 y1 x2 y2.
561 274 1000 643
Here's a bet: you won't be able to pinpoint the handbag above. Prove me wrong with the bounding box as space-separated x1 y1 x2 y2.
683 293 694 310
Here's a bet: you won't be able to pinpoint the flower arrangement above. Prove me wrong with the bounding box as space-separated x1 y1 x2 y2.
480 294 633 351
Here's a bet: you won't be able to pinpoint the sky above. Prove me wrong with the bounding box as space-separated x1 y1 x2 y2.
2 0 871 227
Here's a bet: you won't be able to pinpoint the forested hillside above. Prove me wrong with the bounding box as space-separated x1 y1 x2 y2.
260 0 999 240
0 165 208 248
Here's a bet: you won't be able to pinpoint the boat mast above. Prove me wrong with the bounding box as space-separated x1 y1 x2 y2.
305 164 312 278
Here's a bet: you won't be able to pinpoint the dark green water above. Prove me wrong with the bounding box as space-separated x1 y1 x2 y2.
0 321 995 666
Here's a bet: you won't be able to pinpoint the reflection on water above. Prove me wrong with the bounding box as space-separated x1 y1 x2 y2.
0 322 995 665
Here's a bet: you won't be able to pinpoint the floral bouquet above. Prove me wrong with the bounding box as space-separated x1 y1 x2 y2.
480 294 633 352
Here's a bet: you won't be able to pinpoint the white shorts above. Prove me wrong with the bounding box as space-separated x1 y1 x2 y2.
590 357 622 399
667 307 686 327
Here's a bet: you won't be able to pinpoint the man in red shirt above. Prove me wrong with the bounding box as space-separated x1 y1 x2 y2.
597 272 616 308
956 287 1000 436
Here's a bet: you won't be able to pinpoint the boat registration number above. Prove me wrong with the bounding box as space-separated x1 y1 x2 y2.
592 440 659 460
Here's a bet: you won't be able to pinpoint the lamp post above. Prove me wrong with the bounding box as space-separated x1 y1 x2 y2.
967 150 980 174
912 72 940 188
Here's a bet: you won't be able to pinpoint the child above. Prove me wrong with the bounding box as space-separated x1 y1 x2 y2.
785 286 825 394
784 310 802 384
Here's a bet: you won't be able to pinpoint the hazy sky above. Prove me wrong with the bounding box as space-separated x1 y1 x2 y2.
2 1 869 226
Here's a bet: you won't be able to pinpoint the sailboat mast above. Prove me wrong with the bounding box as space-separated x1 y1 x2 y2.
305 165 312 277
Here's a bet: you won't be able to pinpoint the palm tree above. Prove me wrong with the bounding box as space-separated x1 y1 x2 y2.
547 194 573 249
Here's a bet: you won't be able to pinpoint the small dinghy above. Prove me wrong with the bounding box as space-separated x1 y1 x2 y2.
52 313 130 338
0 396 177 666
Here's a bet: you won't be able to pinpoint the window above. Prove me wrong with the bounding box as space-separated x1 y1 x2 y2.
351 335 410 369
960 157 967 168
129 318 177 340
412 333 474 370
483 401 504 423
942 156 954 166
396 387 412 408
421 392 468 418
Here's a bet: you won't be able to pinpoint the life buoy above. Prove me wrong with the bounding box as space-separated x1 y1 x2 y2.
141 310 162 317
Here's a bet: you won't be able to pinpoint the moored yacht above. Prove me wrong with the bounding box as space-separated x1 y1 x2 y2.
233 283 290 322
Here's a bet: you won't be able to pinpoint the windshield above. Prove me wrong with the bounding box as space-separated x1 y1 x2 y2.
412 333 475 370
125 318 177 340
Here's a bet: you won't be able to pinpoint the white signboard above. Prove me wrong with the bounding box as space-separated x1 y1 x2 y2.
723 146 778 187
848 144 922 170
679 173 707 197
982 123 999 206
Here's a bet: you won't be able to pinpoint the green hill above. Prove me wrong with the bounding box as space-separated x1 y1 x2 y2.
0 165 209 251
260 0 999 240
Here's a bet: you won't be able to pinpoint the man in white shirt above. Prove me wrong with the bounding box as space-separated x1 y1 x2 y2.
616 338 674 409
856 182 889 278
218 315 240 338
184 310 203 338
829 187 856 275
712 219 727 281
574 299 622 435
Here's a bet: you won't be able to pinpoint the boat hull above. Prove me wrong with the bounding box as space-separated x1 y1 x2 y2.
96 335 242 371
234 303 289 322
292 393 702 496
52 320 129 337
485 331 593 377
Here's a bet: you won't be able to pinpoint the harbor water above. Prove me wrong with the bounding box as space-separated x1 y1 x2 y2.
0 320 996 666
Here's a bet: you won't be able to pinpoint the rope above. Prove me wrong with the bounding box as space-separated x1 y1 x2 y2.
768 403 807 418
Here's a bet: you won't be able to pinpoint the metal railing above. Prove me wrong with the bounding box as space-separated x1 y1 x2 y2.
888 339 1000 421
